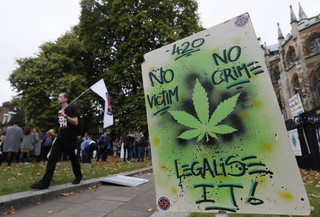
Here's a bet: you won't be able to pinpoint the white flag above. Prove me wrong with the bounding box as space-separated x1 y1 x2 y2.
90 79 114 128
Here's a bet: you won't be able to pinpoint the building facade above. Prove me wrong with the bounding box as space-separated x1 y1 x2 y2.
265 4 320 120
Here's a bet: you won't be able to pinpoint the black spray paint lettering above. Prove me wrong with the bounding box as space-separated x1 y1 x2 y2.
171 38 205 61
174 155 271 180
212 46 241 66
146 86 179 108
147 67 179 115
211 46 264 89
194 181 263 213
148 67 174 87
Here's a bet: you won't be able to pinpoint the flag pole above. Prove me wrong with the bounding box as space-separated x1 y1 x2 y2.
68 88 91 106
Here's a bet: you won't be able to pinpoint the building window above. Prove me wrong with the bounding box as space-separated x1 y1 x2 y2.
286 46 297 67
293 75 301 95
273 67 280 81
310 36 320 52
290 48 297 62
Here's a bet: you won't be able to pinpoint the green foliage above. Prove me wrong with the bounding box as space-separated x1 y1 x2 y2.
9 31 99 131
78 0 203 134
9 0 203 135
169 79 239 142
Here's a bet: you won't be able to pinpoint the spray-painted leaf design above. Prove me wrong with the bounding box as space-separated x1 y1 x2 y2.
168 110 201 129
169 78 240 142
209 93 240 127
178 129 202 140
193 79 209 124
210 125 237 134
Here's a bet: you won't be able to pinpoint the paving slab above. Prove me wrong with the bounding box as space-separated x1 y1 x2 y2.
1 168 159 217
0 167 152 213
1 167 192 217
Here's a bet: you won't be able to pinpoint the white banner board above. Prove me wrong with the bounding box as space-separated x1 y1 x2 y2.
288 129 302 156
141 13 310 215
289 93 304 117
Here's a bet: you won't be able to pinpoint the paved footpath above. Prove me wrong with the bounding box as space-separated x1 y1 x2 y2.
1 168 160 217
1 167 189 217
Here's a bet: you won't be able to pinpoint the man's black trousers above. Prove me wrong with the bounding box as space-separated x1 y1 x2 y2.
41 136 82 184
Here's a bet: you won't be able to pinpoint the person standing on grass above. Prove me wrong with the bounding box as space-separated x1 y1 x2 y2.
123 132 131 163
96 133 108 162
0 121 23 167
137 131 146 162
31 127 42 162
112 138 120 158
31 92 82 190
19 126 35 163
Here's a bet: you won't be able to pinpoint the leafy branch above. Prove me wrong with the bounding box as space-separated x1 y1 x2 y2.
168 79 240 142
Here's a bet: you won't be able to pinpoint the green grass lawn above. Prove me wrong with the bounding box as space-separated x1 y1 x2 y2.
0 157 152 196
189 169 320 217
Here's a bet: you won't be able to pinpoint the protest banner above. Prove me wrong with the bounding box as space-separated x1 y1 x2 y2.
289 93 305 117
141 13 310 215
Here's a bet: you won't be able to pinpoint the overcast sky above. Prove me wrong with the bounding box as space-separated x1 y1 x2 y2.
0 0 319 105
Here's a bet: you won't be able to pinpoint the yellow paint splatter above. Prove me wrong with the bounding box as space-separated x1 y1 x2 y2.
234 38 242 44
256 176 267 187
152 137 160 147
252 99 263 108
160 163 167 171
239 111 249 121
279 191 295 201
149 66 156 71
260 143 273 153
171 186 177 195
179 93 186 101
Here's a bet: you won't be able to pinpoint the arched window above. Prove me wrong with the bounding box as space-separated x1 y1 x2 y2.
273 66 280 81
293 74 301 95
286 46 297 67
305 33 320 55
310 35 320 52
289 47 297 62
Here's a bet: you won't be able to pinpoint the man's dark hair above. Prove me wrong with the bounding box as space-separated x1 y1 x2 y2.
23 126 32 135
61 92 70 103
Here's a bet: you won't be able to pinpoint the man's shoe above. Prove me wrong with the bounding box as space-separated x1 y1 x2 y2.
72 177 82 185
30 181 49 190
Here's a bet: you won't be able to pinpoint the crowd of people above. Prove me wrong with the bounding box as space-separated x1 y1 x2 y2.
0 121 57 166
0 92 151 190
78 131 151 164
0 124 151 167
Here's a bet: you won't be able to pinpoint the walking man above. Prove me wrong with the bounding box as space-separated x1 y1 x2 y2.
31 92 82 189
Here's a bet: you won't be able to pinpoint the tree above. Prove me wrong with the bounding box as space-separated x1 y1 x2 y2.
9 0 203 136
78 0 203 134
9 31 100 131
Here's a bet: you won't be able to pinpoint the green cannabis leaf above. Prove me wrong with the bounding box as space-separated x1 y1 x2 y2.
168 79 240 142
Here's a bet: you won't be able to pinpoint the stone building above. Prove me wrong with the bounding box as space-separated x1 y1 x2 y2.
264 3 320 120
0 102 10 125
